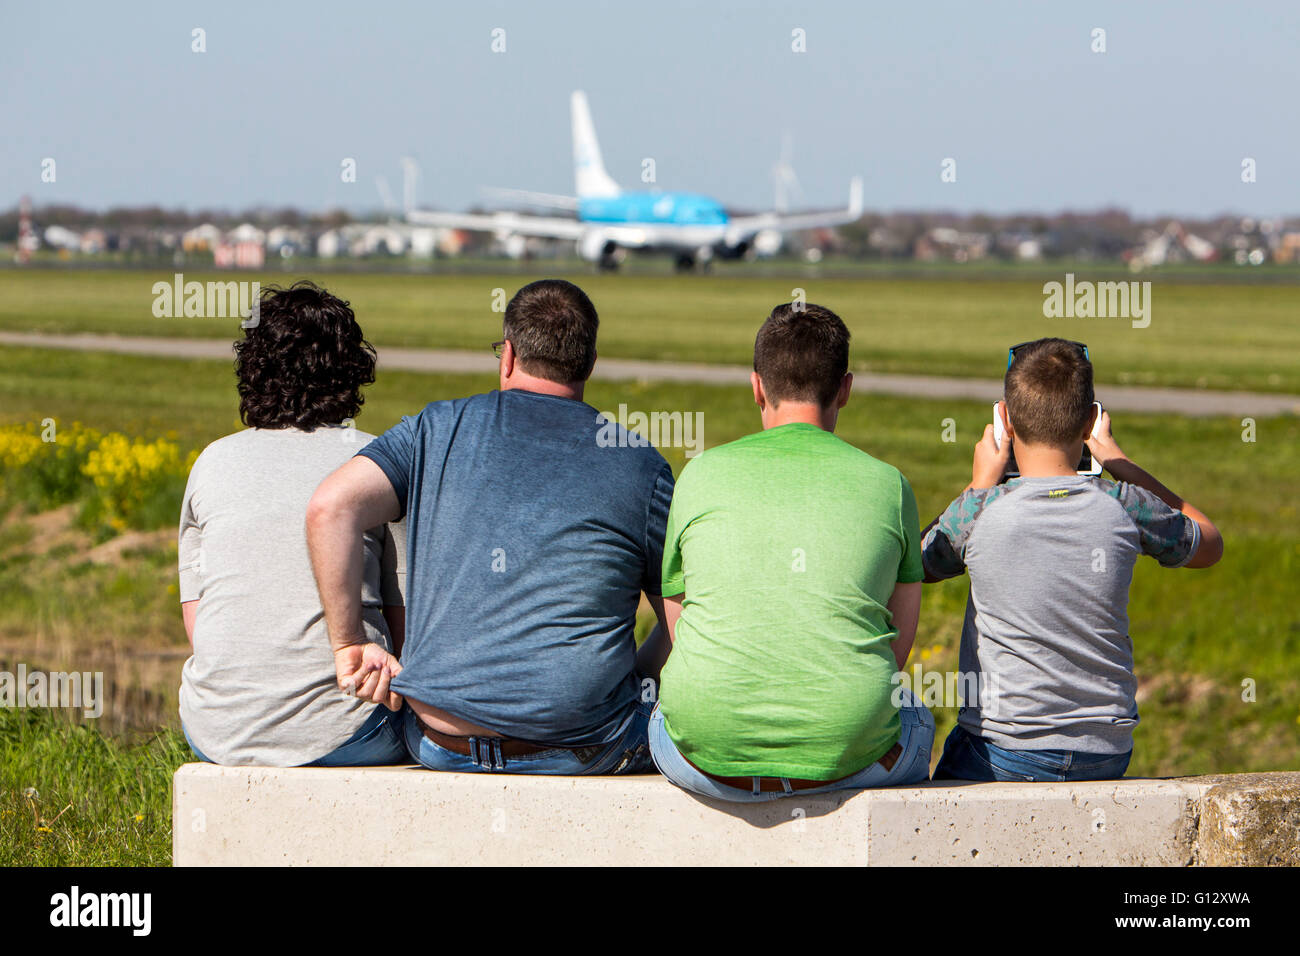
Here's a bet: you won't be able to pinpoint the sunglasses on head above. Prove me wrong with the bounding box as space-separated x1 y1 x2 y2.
1007 340 1089 370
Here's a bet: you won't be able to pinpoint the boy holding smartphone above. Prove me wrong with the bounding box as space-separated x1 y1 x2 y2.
921 337 1222 781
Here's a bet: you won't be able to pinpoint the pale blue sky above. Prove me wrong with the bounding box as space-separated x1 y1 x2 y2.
2 0 1296 217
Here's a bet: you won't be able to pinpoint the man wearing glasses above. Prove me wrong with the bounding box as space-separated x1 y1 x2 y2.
307 279 674 774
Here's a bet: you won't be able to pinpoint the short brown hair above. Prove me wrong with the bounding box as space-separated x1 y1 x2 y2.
502 279 599 384
753 302 850 408
1004 338 1095 446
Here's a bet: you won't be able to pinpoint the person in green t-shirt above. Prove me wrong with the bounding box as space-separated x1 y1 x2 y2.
644 302 934 801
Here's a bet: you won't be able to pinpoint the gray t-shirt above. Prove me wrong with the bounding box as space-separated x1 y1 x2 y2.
922 475 1200 754
178 426 405 766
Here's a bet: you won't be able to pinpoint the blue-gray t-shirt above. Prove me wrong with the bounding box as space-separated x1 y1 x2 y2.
358 388 674 747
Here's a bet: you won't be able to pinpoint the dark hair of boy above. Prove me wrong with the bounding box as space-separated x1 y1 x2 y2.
1004 337 1096 446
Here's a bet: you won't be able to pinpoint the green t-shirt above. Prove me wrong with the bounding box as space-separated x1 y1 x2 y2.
659 422 923 780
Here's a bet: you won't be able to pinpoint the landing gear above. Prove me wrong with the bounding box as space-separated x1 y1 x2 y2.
597 241 623 272
674 246 715 273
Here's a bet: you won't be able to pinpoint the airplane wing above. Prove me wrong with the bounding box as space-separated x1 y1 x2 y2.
405 209 675 255
480 187 580 211
723 177 863 245
405 208 587 240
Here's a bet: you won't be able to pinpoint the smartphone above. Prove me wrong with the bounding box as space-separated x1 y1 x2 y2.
993 401 1103 478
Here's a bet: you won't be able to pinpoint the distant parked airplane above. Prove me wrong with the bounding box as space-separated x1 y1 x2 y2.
407 90 863 271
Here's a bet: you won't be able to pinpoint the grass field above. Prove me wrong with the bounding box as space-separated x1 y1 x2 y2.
2 268 1299 394
0 707 183 866
0 267 1296 865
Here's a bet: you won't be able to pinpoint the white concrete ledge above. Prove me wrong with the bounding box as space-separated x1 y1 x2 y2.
171 765 1300 866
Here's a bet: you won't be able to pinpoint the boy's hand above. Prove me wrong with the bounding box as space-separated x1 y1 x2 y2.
971 423 1012 488
1086 409 1128 472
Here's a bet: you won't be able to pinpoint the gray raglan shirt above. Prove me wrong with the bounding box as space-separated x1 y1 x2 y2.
922 475 1200 754
178 426 405 766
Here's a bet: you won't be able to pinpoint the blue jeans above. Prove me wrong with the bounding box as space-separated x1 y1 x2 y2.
931 724 1132 783
647 688 935 802
182 703 408 767
401 698 656 775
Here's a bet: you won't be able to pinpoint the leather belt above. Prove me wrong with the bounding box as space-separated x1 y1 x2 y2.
689 741 904 793
416 718 601 761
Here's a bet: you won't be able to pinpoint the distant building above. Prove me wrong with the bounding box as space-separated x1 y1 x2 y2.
1273 232 1300 265
226 223 267 246
1126 222 1217 269
79 229 107 254
182 223 222 252
316 229 344 258
213 241 265 268
914 226 990 263
266 226 306 258
358 225 407 256
43 225 82 251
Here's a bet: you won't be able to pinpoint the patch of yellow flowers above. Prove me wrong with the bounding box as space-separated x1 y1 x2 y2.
0 425 46 471
83 434 197 530
0 421 101 472
0 421 195 533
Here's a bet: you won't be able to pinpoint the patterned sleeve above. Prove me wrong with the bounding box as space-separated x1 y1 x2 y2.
1107 482 1202 568
920 485 1010 581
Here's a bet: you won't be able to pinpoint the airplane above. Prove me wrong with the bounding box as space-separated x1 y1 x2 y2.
406 90 864 271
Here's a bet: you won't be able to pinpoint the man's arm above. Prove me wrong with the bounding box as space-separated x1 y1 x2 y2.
182 600 198 649
306 456 404 709
635 593 682 679
1087 411 1223 569
886 581 922 670
178 469 203 648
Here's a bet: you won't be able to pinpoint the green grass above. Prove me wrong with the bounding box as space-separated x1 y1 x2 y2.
0 267 1296 865
2 343 1296 782
0 524 184 662
0 707 187 865
2 268 1299 394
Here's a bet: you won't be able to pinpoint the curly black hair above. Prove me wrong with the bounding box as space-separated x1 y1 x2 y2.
234 281 377 431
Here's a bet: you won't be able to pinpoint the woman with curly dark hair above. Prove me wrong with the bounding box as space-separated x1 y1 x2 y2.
176 281 408 767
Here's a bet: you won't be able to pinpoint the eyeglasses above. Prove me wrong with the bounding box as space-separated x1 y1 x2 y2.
1007 340 1088 369
491 340 506 359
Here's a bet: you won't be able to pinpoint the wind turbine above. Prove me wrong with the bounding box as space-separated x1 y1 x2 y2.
772 132 804 213
375 175 397 214
400 157 420 216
